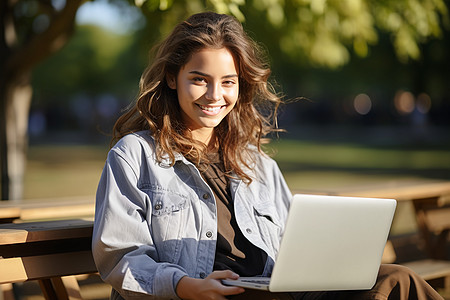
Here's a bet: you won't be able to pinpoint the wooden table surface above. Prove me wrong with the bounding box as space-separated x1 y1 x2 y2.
295 180 450 260
0 219 96 285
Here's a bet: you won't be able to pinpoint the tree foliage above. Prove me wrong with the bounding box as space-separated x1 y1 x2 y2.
32 25 136 100
130 0 449 68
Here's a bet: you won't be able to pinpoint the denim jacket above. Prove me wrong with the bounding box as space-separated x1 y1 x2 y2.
92 131 292 299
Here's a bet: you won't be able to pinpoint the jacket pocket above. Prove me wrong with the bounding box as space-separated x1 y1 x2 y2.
150 191 189 216
148 190 190 263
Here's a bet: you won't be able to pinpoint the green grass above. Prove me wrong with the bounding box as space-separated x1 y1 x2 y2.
272 140 450 170
22 138 450 236
267 139 450 191
24 145 108 199
23 139 450 200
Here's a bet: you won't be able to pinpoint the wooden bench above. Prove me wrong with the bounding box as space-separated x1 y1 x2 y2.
296 180 450 260
1 220 448 299
403 259 450 290
0 207 20 224
342 181 450 292
0 219 97 300
0 221 448 299
0 196 95 223
338 181 450 260
1 181 449 298
296 181 450 293
382 240 450 291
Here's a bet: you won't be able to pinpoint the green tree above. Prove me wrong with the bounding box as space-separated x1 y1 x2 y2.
32 25 136 99
1 0 85 200
1 0 448 200
244 0 449 68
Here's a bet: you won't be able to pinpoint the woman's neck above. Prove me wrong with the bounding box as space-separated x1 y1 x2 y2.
190 128 217 151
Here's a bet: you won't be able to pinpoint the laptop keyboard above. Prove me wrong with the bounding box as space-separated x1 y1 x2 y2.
240 278 270 285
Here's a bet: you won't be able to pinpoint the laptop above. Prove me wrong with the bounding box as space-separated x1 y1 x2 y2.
222 194 397 292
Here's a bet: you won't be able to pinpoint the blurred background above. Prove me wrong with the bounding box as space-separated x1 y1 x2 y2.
1 0 450 229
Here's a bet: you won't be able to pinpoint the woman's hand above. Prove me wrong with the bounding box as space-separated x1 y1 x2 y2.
176 270 245 300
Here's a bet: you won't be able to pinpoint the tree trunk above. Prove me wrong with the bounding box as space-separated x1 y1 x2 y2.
1 0 85 200
0 84 9 200
1 74 32 200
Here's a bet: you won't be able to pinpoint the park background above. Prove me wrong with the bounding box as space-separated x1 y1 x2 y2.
13 0 448 235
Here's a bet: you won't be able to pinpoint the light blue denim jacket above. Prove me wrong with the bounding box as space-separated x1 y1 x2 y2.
92 131 292 299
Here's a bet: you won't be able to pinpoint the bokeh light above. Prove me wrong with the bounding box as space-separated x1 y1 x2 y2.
394 90 415 115
416 93 432 114
353 93 372 115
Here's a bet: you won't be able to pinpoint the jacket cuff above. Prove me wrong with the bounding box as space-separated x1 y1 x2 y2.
121 264 188 299
153 265 188 299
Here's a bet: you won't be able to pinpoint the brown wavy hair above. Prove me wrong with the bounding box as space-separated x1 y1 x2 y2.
112 11 282 183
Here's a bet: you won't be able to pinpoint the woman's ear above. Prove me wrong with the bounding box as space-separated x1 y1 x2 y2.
166 74 176 90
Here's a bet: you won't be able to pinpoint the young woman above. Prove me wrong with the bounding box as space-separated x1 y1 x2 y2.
92 12 444 300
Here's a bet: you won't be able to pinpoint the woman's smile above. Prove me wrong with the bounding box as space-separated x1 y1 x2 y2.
196 104 227 115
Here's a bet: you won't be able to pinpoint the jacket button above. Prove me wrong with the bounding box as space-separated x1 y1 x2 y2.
199 272 206 278
154 201 163 210
246 228 252 234
202 193 210 200
206 231 213 238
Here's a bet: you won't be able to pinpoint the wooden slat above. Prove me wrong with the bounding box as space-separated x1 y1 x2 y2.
0 219 93 245
402 259 450 281
58 276 84 300
0 207 21 221
296 181 450 202
381 240 397 264
0 251 97 284
0 197 95 222
376 182 447 200
0 283 15 300
20 203 95 221
39 276 83 300
0 257 27 282
424 206 450 232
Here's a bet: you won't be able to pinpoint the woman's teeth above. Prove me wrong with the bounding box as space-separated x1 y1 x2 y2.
199 105 222 112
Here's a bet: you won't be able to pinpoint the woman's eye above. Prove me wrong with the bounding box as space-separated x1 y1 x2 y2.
192 77 206 83
223 80 236 86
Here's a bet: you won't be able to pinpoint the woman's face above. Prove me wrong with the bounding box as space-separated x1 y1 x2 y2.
168 47 239 143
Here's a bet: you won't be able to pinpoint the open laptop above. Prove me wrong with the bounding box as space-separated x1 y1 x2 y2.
222 194 397 292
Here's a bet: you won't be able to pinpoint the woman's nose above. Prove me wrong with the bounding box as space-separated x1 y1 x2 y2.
205 83 222 101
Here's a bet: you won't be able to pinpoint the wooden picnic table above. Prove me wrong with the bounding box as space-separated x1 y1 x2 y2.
0 181 449 299
1 181 449 260
0 219 97 300
0 207 20 224
0 218 448 299
294 180 450 260
0 196 95 223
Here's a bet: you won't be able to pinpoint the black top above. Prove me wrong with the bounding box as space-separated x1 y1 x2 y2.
197 153 267 276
